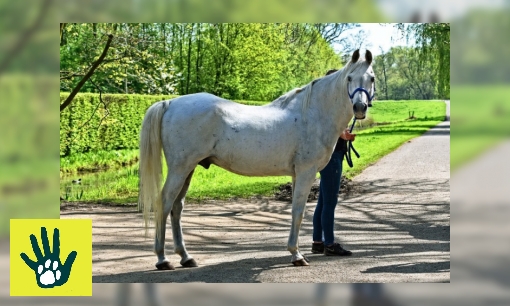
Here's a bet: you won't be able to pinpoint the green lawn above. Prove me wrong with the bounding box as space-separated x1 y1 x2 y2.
363 99 446 123
60 100 446 204
60 149 140 174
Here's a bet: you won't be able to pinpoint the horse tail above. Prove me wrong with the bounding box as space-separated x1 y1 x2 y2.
139 100 169 237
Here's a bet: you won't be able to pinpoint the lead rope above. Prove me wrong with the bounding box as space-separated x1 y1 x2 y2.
345 118 360 168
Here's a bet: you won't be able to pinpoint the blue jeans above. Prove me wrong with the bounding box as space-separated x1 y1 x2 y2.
313 151 344 246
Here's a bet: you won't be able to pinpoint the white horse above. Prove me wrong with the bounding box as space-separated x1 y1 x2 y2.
139 49 375 269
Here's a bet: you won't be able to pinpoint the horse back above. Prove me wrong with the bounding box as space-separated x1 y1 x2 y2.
160 93 303 176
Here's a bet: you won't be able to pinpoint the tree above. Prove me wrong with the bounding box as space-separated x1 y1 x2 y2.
374 47 394 100
60 23 344 101
396 23 450 99
373 46 438 100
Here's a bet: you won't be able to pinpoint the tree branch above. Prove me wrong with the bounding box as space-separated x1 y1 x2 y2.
60 34 114 112
60 71 85 80
66 78 110 147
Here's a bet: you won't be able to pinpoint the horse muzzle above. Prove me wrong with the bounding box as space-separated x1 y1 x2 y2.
353 102 368 119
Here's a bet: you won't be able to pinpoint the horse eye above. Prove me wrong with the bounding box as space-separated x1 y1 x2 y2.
347 76 352 82
371 77 375 82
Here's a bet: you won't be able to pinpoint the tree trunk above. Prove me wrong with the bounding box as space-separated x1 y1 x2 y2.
195 24 201 91
185 23 194 94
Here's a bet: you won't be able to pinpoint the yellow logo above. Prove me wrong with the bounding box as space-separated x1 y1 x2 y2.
10 219 92 296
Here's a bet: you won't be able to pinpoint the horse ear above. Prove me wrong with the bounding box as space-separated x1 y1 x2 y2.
352 49 360 63
366 50 373 65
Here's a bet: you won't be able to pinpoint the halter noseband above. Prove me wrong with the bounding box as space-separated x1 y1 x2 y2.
347 81 376 103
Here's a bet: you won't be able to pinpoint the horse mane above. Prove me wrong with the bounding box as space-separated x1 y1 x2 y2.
271 87 304 109
271 59 370 116
270 78 322 112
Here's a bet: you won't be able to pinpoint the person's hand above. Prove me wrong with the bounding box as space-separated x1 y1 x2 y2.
340 128 356 141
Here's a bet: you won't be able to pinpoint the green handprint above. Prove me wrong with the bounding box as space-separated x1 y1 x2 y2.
20 227 77 288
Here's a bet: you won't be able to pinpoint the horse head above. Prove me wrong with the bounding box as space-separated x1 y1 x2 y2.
346 49 376 120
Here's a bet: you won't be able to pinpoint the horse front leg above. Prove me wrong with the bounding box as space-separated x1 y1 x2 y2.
288 168 316 266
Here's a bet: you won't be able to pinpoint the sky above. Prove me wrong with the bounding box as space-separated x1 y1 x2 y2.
334 23 410 57
358 23 409 55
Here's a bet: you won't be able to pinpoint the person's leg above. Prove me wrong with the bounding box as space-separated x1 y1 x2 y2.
320 152 343 246
312 178 325 243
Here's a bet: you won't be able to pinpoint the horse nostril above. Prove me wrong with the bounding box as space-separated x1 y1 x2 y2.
363 104 368 111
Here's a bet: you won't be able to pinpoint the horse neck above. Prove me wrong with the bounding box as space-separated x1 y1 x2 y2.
308 71 353 134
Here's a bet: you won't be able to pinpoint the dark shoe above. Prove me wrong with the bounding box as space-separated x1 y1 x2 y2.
324 243 352 256
311 242 324 253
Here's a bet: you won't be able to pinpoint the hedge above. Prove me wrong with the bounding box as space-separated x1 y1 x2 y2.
60 93 178 156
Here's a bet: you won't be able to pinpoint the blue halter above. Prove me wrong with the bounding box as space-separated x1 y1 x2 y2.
347 83 376 103
344 82 376 168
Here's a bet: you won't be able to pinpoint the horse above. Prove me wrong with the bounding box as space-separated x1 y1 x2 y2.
139 49 375 269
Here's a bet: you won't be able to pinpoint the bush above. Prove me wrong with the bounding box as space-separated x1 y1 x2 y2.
60 93 178 156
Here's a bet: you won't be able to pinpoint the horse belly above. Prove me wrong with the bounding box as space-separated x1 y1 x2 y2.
211 132 296 176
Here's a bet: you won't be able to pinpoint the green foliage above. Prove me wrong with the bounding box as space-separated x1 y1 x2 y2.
61 23 451 103
60 23 344 101
60 92 178 156
375 46 443 100
395 23 450 99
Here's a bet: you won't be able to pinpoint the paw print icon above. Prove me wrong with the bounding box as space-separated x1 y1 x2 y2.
20 227 77 289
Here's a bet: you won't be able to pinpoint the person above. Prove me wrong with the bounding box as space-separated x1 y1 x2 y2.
311 69 355 256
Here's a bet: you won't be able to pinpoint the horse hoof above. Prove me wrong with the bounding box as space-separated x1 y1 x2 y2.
182 258 198 268
156 262 175 270
292 259 310 266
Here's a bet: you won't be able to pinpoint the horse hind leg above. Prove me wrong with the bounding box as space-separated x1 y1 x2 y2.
154 169 194 270
170 169 197 268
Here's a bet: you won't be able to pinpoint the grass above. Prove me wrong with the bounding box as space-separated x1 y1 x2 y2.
60 100 446 204
364 100 446 123
60 149 140 174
